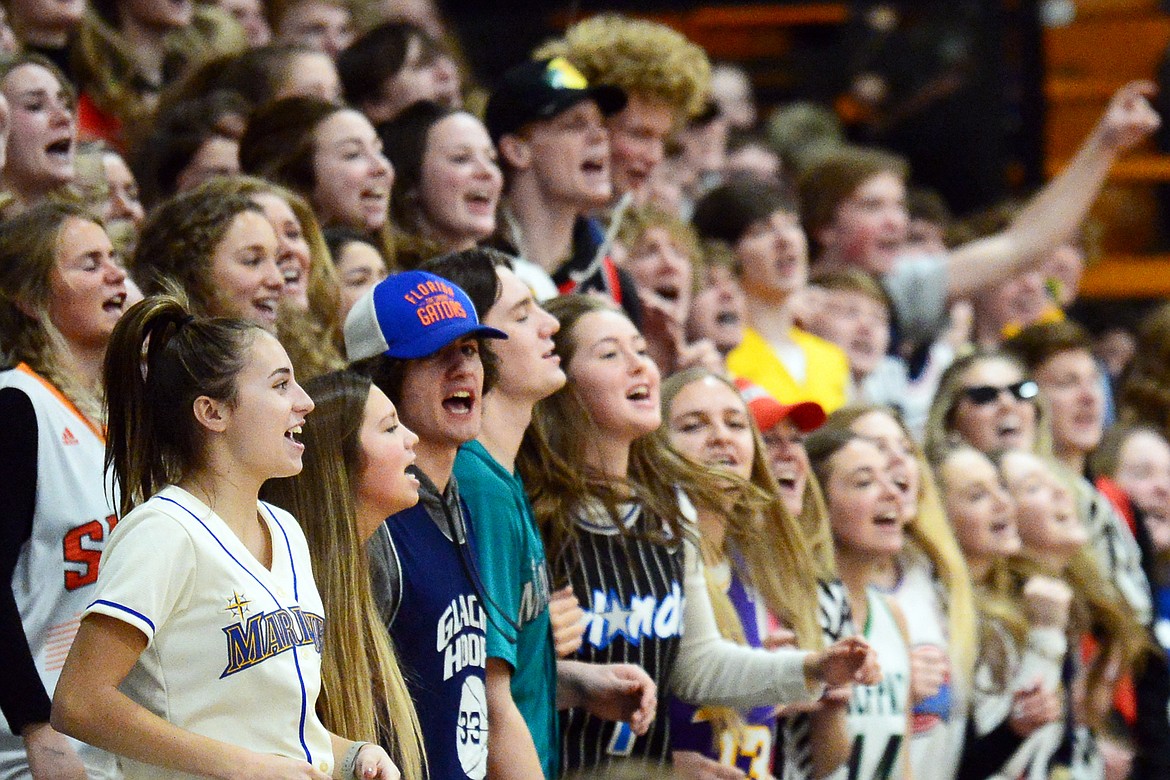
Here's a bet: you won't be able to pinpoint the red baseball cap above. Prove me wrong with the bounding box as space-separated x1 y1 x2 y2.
733 378 826 433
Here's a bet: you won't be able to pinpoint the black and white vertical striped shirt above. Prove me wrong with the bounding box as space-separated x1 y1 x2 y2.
777 578 855 780
557 501 684 774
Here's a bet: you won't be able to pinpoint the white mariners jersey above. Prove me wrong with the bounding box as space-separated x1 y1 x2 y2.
85 486 333 779
0 366 120 780
829 589 910 780
886 554 965 780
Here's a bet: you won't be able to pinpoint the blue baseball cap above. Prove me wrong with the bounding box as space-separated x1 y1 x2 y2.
344 270 507 361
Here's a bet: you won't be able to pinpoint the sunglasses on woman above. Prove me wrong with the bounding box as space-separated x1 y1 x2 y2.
960 380 1039 406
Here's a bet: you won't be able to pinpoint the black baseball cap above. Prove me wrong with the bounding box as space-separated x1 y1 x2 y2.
484 57 627 144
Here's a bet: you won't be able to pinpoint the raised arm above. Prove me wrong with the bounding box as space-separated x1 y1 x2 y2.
947 81 1160 300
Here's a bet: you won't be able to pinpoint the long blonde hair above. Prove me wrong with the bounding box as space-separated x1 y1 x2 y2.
659 367 823 651
796 462 836 580
990 448 1154 728
822 404 979 684
1004 547 1151 730
931 442 1030 691
262 371 426 778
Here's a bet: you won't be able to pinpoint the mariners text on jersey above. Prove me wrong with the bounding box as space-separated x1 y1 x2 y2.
518 559 551 625
221 604 325 677
438 593 486 681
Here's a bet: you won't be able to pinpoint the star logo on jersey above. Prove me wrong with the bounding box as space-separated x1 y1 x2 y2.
594 596 635 644
61 427 79 446
224 591 251 622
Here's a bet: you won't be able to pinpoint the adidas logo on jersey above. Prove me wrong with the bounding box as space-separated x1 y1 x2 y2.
61 427 79 446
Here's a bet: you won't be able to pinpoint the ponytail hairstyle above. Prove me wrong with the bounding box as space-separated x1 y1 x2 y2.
0 202 110 423
103 295 260 516
262 371 426 779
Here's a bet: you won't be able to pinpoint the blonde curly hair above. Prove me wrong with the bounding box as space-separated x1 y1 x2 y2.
534 14 710 118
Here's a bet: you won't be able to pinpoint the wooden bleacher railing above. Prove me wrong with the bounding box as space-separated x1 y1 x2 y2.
1045 0 1170 298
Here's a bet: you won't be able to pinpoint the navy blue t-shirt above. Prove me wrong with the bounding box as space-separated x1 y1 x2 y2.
383 495 488 779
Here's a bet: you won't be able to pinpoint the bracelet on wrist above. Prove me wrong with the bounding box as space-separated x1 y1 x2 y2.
342 741 371 779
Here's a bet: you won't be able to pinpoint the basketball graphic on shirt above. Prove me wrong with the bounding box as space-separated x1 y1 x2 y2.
456 676 488 778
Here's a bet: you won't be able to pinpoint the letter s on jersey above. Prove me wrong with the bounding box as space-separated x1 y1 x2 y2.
62 514 118 590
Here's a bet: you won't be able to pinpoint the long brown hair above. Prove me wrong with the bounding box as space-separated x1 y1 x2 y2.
131 178 264 316
212 175 345 379
0 202 110 422
517 295 721 577
262 372 426 779
238 97 397 265
820 404 979 685
103 295 260 516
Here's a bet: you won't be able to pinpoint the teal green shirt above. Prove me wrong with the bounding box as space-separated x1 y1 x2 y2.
454 440 559 778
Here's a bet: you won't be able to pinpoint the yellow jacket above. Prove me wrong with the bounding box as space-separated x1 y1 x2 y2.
727 326 850 413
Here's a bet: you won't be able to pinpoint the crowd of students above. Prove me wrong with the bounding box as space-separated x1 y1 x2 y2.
2 2 1170 779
